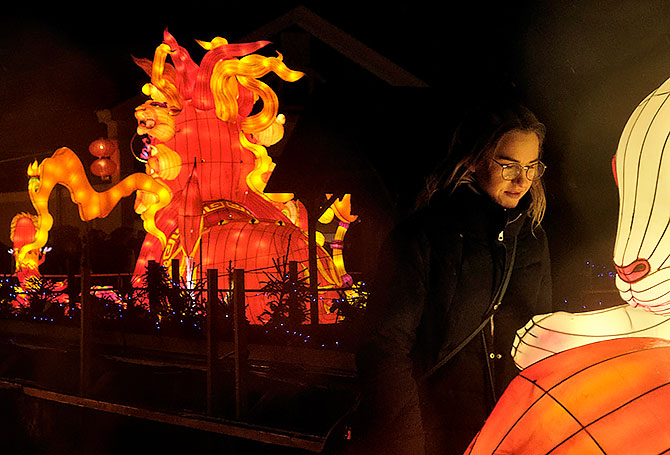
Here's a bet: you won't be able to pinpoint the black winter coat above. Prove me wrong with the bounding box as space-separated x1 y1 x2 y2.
356 184 552 455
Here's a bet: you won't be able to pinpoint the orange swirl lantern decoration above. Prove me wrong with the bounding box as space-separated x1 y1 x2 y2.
129 30 357 323
20 147 172 267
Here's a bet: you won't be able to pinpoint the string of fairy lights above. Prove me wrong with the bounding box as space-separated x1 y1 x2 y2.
558 259 621 311
2 258 623 347
0 267 367 350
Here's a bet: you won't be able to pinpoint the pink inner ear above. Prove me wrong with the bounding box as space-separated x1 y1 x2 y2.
615 258 650 284
612 155 619 187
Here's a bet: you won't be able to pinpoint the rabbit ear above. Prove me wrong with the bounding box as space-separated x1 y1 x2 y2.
611 154 618 187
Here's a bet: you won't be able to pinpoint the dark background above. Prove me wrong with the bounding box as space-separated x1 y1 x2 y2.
2 1 670 309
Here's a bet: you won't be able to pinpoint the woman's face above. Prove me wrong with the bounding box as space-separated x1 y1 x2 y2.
474 130 540 209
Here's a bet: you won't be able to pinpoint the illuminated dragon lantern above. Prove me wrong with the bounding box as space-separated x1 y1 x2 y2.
131 30 356 323
19 30 356 323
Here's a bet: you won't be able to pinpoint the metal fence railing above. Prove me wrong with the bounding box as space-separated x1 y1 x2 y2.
0 259 365 421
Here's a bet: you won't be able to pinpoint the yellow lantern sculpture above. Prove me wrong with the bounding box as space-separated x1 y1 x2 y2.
513 74 670 368
468 62 670 455
612 78 670 313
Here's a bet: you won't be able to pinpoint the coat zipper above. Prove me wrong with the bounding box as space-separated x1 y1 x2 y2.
485 230 511 402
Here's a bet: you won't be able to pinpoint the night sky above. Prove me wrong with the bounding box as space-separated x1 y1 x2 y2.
3 1 670 306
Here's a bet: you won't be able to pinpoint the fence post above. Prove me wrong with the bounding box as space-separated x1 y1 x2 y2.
171 259 180 285
79 225 92 397
67 271 77 309
288 261 299 329
307 208 319 325
232 268 248 420
147 260 158 314
206 268 220 416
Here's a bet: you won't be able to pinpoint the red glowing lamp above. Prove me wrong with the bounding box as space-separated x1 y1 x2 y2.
89 138 119 179
90 157 118 178
89 138 113 158
467 337 670 454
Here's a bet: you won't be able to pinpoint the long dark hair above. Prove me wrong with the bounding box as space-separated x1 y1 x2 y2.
416 101 547 225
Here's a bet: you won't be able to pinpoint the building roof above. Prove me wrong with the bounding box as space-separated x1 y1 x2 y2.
240 6 429 88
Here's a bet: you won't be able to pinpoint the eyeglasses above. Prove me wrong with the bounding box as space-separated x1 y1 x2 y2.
491 159 546 181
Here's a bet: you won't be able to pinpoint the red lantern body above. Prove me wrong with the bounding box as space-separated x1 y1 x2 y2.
466 337 670 454
131 102 340 323
10 213 41 282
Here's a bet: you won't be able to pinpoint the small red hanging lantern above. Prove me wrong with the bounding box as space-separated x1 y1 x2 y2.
89 138 112 158
90 157 118 179
89 138 119 180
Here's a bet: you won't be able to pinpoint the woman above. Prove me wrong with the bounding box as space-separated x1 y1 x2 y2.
355 101 552 454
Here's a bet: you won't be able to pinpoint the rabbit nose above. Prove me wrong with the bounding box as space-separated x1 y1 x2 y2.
615 258 650 283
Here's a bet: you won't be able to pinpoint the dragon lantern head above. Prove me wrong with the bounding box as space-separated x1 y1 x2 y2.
135 29 304 134
132 29 305 203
